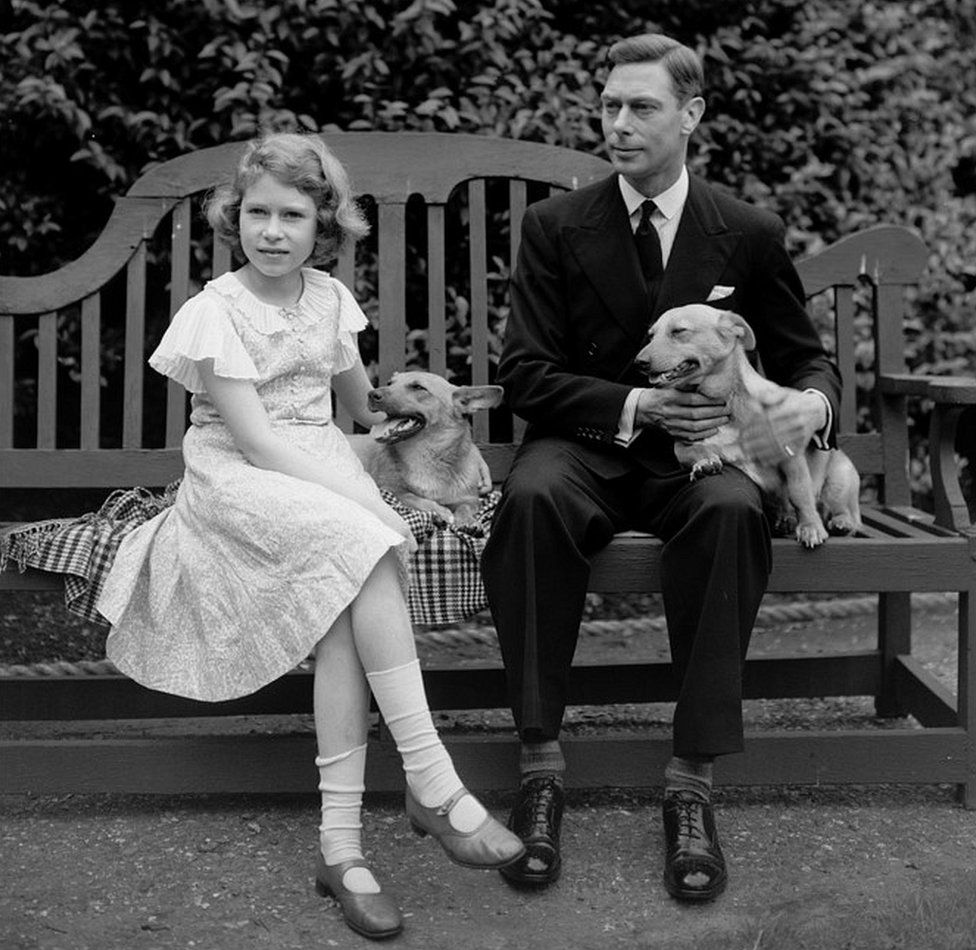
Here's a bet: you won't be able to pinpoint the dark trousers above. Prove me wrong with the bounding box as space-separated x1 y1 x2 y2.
481 436 772 758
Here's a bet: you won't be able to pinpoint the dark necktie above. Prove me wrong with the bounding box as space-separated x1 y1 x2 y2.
635 199 663 283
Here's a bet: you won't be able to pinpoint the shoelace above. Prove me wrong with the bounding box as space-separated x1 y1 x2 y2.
672 797 707 843
526 779 559 825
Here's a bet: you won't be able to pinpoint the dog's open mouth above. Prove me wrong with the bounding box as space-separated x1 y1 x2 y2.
647 358 699 386
371 414 426 444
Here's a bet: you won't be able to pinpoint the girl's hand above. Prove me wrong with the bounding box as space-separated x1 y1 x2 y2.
364 496 413 542
474 446 493 495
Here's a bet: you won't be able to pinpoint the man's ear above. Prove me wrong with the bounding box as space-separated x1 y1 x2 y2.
681 96 705 136
717 310 756 351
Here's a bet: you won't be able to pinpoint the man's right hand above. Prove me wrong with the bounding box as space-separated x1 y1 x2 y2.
635 388 731 442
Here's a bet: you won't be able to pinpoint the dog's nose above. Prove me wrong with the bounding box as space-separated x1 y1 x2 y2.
367 390 382 409
633 357 651 377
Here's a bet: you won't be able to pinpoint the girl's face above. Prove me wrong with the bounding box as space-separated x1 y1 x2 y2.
238 173 318 281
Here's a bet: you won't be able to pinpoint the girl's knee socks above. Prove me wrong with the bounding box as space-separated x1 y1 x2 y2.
316 743 379 893
366 659 486 832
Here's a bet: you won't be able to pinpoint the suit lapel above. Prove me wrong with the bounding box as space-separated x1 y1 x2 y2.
562 175 743 338
564 177 650 338
653 176 740 319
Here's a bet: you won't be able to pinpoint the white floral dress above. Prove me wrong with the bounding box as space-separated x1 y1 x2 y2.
98 268 408 701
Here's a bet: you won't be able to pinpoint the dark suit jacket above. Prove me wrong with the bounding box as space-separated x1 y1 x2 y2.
498 173 842 476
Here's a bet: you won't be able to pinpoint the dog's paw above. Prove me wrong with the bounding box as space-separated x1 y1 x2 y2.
772 511 797 536
451 503 480 527
689 457 723 480
404 497 456 524
825 513 859 536
795 520 829 548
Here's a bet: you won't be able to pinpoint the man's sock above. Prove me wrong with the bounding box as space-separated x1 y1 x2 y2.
520 739 566 786
664 755 714 803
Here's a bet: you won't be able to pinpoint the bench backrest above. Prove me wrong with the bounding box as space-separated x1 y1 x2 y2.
0 132 927 508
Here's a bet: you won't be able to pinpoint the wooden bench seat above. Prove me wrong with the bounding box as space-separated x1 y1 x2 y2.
2 132 974 801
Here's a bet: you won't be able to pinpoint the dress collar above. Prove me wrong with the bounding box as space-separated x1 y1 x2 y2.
208 268 335 334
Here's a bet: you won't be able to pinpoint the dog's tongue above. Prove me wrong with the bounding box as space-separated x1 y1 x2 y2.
370 416 424 444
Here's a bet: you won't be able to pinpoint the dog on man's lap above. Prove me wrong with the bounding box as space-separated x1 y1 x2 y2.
635 303 861 548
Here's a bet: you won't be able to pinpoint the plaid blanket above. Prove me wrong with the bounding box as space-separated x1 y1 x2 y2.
0 483 497 627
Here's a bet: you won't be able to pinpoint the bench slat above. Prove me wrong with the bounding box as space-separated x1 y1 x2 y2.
834 285 857 435
508 179 526 266
426 203 448 377
0 448 184 488
123 246 147 448
0 315 13 448
468 180 491 440
0 730 967 795
165 199 192 448
333 241 357 432
80 294 101 450
377 202 407 385
36 313 58 449
212 233 232 278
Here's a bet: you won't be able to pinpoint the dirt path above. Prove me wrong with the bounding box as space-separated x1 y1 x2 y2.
3 599 975 949
3 785 976 950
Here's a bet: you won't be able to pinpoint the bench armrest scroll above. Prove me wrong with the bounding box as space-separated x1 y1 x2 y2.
878 374 975 534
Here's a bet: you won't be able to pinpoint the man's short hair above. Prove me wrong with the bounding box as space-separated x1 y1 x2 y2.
606 34 704 103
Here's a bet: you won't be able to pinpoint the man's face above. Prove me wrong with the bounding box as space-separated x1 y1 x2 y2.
600 60 704 196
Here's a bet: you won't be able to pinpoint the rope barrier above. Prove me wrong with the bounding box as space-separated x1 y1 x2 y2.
0 592 957 679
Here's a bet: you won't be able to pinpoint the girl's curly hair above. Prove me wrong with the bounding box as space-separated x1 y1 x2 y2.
205 133 369 266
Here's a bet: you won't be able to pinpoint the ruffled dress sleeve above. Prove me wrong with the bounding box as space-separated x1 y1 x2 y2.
331 277 370 374
148 289 260 393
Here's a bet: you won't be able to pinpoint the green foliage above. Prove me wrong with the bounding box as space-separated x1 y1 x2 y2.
2 0 975 502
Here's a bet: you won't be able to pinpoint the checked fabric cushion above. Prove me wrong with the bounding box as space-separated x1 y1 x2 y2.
0 484 498 628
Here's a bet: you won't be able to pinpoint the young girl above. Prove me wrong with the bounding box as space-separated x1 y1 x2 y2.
97 132 524 940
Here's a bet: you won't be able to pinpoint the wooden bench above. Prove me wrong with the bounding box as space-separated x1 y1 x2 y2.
2 132 975 802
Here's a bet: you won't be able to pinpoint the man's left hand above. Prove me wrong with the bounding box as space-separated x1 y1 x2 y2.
741 389 827 465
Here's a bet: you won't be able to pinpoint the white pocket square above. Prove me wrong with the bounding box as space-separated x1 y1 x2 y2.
706 284 735 302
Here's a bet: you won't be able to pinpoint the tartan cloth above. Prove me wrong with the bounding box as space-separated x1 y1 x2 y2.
0 483 497 627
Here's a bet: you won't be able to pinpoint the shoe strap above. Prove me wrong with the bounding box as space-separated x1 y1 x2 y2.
435 786 470 817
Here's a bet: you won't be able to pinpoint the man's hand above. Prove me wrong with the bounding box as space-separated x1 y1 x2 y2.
635 388 731 442
740 389 827 465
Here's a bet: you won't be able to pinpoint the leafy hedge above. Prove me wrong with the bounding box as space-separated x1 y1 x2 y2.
3 0 975 504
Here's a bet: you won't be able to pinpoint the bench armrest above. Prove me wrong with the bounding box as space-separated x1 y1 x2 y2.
879 373 976 534
878 373 976 404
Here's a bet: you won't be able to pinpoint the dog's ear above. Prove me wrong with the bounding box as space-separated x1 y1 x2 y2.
452 385 504 413
717 311 756 351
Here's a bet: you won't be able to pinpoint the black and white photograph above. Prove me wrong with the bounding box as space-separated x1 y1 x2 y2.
2 1 975 947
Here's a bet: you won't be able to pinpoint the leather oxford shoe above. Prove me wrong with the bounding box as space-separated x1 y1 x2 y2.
662 792 727 902
499 775 565 887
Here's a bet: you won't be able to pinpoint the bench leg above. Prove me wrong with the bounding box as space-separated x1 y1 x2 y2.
875 591 911 718
957 590 976 809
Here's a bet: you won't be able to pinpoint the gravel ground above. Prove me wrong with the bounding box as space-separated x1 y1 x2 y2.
3 785 976 950
3 597 976 949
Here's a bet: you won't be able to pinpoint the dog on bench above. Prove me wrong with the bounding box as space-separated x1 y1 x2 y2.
634 303 861 548
351 371 503 525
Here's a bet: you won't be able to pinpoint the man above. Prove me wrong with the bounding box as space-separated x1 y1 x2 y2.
481 33 840 901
